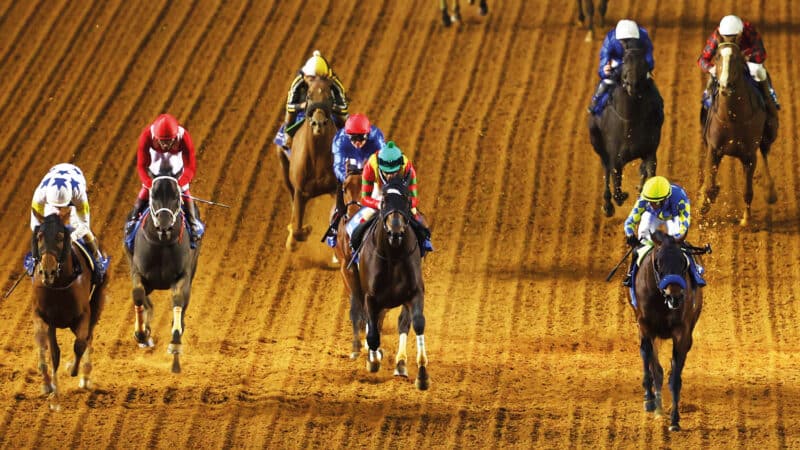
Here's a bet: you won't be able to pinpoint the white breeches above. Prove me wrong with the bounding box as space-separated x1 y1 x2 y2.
637 211 681 241
746 62 767 82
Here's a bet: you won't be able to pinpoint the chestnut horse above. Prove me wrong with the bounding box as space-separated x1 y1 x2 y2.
31 214 107 410
357 176 429 390
439 0 488 27
277 78 338 251
577 0 609 42
631 230 704 431
700 41 777 226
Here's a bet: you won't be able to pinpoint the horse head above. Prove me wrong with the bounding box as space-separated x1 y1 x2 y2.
620 40 649 96
716 41 745 96
33 214 71 286
651 230 689 310
305 78 334 137
379 174 413 248
149 175 183 242
342 162 363 219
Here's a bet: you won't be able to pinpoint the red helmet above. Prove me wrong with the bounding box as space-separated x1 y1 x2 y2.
344 114 371 135
153 114 179 140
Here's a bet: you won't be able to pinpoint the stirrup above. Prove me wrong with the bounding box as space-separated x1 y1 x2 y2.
622 274 632 287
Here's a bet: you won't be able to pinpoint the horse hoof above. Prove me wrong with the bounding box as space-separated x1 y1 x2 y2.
367 360 381 373
41 384 55 395
654 406 664 417
394 361 408 378
79 377 92 390
286 234 298 252
669 424 681 432
134 330 154 348
415 366 430 390
349 351 360 360
441 10 451 27
739 217 749 227
171 355 181 374
643 399 656 412
603 203 614 217
767 192 777 204
614 192 629 206
584 30 593 42
49 402 61 412
479 1 488 15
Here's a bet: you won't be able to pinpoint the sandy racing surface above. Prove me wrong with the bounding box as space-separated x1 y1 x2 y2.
0 0 798 447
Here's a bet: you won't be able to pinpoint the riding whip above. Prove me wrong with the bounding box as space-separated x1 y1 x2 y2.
182 194 231 208
605 246 635 282
3 273 25 300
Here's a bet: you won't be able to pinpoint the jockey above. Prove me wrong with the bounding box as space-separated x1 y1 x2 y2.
324 114 386 248
348 141 433 256
698 15 779 111
622 176 691 287
587 19 655 115
278 50 348 150
30 163 107 283
124 113 204 243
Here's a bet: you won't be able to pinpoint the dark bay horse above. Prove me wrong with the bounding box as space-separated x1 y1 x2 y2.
577 0 609 42
631 230 703 431
334 165 367 359
439 0 488 27
700 41 777 226
125 174 200 373
277 77 338 251
357 176 429 390
32 214 107 410
589 39 664 216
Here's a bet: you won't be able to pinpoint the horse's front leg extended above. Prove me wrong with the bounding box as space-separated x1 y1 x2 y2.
668 338 691 431
168 277 190 374
760 151 778 204
701 150 722 214
69 313 90 378
740 159 755 227
34 316 54 395
602 165 614 217
639 336 656 412
132 273 153 347
394 306 411 378
639 155 657 193
286 192 311 251
612 166 629 206
47 325 61 411
411 294 429 390
348 285 365 360
365 295 382 373
583 0 596 42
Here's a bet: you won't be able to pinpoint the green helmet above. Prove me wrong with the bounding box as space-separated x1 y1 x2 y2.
378 141 404 173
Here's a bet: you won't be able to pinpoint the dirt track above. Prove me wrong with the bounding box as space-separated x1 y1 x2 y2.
1 1 799 448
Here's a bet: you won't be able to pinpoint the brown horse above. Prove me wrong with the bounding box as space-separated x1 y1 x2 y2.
631 230 704 431
333 164 366 359
577 0 609 42
358 176 429 390
277 77 338 251
439 0 488 27
701 41 778 226
31 214 107 410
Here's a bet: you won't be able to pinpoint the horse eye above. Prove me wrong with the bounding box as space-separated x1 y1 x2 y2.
55 233 64 242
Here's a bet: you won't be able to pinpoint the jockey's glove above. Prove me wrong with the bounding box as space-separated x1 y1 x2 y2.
626 235 641 247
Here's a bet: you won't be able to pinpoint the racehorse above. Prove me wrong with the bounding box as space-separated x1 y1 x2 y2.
631 230 704 432
357 176 429 390
700 40 777 226
577 0 609 42
277 77 338 251
589 39 664 217
439 0 488 27
31 214 107 410
124 171 201 373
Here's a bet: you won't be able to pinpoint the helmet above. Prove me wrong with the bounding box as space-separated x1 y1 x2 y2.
301 50 331 77
153 114 179 140
345 114 371 135
641 176 671 202
615 19 640 40
719 15 744 36
377 141 404 173
45 182 72 207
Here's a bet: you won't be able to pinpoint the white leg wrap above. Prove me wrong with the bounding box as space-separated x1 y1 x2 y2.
172 306 183 334
396 333 408 363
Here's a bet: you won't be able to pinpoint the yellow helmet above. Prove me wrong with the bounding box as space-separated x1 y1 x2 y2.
641 176 671 202
301 50 331 77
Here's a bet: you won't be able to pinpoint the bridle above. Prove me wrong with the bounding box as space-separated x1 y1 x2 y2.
149 176 182 230
651 246 689 310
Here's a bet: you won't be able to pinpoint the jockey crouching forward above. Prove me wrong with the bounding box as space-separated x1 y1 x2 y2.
324 113 386 248
124 113 204 245
275 50 349 151
587 19 655 115
347 142 433 258
622 176 704 288
698 15 780 114
30 163 108 284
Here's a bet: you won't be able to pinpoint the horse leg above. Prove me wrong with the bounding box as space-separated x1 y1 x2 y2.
612 166 629 206
439 0 452 27
365 295 383 373
394 306 411 378
132 273 154 347
348 287 364 360
450 0 461 23
639 336 656 412
410 294 429 390
601 165 614 217
668 338 692 431
47 325 61 411
34 316 54 395
276 146 293 197
583 0 595 42
598 0 607 27
740 159 755 227
79 344 93 390
168 277 190 373
286 192 311 251
760 145 778 204
701 152 722 214
639 155 657 193
576 0 585 25
478 0 488 15
68 313 90 378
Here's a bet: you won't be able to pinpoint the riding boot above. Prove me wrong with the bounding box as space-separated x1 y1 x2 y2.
702 76 716 109
82 235 106 285
622 248 638 287
758 79 780 112
587 80 610 114
125 198 147 237
183 197 204 243
283 111 298 150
